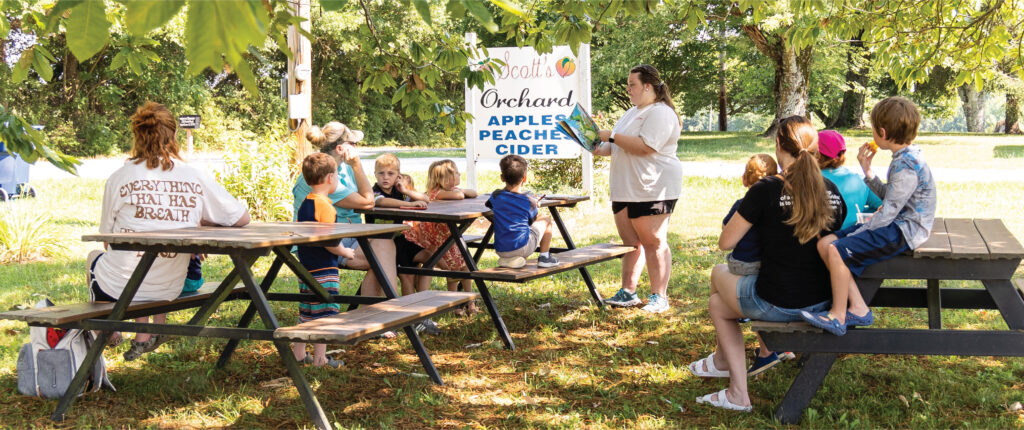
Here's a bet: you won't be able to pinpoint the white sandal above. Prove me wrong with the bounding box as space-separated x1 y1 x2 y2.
696 389 752 412
688 352 730 378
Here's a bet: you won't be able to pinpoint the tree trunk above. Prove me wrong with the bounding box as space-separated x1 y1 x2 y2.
957 83 988 132
742 26 811 137
717 46 727 131
1006 92 1019 134
63 49 79 102
829 33 868 129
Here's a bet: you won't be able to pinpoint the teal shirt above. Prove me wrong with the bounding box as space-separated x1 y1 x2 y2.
822 166 883 230
292 163 362 224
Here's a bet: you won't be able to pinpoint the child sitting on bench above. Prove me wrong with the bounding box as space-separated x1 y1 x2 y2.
802 96 937 335
485 155 558 269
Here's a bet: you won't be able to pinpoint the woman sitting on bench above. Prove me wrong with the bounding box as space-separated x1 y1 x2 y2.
89 102 251 361
689 116 846 412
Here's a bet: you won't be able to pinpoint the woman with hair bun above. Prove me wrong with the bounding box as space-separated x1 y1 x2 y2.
594 64 683 314
291 122 399 328
90 101 250 360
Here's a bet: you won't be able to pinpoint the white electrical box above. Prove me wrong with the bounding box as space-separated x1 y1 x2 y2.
288 94 310 119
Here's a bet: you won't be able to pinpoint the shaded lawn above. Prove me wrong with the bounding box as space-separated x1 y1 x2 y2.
1 176 1023 429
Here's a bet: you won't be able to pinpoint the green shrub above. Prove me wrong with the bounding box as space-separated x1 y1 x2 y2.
215 136 297 222
529 156 610 198
0 203 63 263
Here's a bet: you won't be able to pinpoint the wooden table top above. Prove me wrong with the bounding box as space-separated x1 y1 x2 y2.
82 222 409 250
358 194 589 221
913 218 1024 260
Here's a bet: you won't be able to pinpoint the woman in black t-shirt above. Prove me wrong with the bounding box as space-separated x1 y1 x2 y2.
690 116 846 412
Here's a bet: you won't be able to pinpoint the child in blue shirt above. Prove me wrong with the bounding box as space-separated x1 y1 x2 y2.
723 154 778 276
485 155 558 269
291 153 354 368
803 97 937 335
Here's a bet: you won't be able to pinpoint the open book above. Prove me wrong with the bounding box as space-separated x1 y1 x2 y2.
556 103 601 152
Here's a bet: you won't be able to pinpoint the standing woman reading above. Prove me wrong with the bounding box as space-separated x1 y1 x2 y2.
594 64 683 313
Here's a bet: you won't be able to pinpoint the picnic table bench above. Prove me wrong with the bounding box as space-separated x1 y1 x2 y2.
0 222 483 430
755 217 1024 424
359 194 633 350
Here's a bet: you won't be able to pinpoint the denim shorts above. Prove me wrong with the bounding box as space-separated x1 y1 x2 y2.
735 274 830 322
337 237 359 268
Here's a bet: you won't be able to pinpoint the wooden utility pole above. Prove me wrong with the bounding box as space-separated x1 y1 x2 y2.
288 0 313 163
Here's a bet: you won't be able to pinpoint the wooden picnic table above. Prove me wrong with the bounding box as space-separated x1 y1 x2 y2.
358 194 632 351
2 222 479 430
756 217 1024 424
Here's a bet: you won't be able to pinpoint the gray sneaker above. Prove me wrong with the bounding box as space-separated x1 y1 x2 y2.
537 254 559 268
419 318 441 335
605 288 641 307
641 294 670 313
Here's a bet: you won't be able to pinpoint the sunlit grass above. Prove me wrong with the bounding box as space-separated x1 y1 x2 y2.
0 166 1023 428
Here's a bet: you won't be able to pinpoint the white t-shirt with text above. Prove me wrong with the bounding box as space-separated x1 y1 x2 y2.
94 159 247 302
608 102 683 202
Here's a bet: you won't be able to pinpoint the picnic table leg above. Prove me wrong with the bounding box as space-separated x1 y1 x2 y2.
272 247 335 302
927 279 942 329
548 207 604 307
858 278 884 304
216 256 285 369
421 220 473 270
446 222 516 350
357 237 445 384
51 251 159 422
982 278 1024 330
229 254 332 430
774 352 838 425
188 256 259 326
472 221 494 264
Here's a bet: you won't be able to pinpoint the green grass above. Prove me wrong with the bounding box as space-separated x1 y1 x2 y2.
1 155 1024 428
676 131 1024 171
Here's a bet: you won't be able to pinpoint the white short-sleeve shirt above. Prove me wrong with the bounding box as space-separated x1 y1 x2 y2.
94 159 247 302
608 102 683 202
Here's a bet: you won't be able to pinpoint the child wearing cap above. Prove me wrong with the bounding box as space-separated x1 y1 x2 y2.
816 130 883 230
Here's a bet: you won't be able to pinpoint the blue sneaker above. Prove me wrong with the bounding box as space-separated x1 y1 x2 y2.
605 288 641 307
846 309 874 327
799 310 847 336
747 349 781 377
641 294 670 313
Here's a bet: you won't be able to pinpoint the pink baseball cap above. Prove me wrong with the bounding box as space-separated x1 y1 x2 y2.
817 130 846 159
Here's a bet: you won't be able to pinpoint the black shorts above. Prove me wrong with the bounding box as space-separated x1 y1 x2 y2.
394 234 425 267
89 254 118 302
612 199 677 219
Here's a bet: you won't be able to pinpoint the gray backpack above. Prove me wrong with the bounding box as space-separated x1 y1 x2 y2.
16 299 114 398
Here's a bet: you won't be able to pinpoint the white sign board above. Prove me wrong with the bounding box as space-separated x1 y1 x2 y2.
464 36 593 194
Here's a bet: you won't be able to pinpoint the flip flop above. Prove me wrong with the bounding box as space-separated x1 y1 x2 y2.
696 389 752 412
688 352 730 378
800 310 847 336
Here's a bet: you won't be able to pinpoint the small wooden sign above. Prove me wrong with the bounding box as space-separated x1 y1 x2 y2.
178 115 201 129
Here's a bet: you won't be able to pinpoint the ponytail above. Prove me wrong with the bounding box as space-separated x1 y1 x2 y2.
630 64 681 125
776 116 834 244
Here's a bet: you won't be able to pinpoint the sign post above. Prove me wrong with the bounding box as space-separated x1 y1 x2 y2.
178 115 201 154
465 37 593 196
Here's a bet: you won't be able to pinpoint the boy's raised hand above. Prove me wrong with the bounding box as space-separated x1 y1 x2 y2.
857 143 875 175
